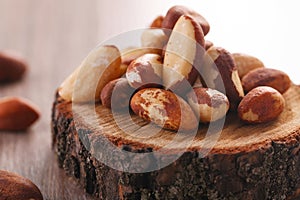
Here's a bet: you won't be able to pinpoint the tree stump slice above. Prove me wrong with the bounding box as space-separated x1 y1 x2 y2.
51 85 300 200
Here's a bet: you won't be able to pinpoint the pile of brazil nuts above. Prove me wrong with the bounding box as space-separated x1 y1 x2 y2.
59 5 292 132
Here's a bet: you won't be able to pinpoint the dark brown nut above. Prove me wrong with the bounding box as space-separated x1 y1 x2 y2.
100 78 134 110
0 170 43 200
0 97 40 131
238 86 285 124
0 50 27 83
242 68 291 94
201 46 244 110
232 53 264 78
193 76 203 88
150 15 164 28
187 87 229 123
162 5 210 36
163 15 205 95
126 53 163 89
204 40 214 50
130 88 198 131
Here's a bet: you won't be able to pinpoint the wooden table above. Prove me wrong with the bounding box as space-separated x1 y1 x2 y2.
1 1 299 199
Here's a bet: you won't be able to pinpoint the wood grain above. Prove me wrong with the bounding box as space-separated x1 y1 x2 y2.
51 85 300 199
71 85 300 153
0 1 101 199
1 0 300 199
0 0 167 199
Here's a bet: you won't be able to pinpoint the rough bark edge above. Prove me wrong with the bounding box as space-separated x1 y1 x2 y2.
51 94 300 200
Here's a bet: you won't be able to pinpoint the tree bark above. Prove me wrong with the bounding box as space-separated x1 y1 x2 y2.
52 85 300 200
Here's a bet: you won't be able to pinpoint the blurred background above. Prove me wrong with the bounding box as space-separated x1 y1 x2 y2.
0 0 299 199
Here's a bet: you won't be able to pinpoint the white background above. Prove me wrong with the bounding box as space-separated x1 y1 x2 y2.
97 0 300 84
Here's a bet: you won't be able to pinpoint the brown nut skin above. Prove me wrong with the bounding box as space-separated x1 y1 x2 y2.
0 50 27 83
126 53 163 89
242 68 291 94
130 88 198 131
201 46 244 110
187 87 229 123
0 97 40 131
163 15 205 95
0 170 43 200
238 86 285 124
204 40 214 50
162 5 210 36
100 78 135 110
150 15 164 28
232 53 264 78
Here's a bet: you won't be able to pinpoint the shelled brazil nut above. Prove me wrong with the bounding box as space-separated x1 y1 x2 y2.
58 4 293 132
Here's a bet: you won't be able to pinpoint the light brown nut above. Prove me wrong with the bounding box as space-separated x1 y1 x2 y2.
163 15 205 95
126 53 163 89
187 87 229 123
121 47 161 65
242 68 291 94
100 78 134 110
204 40 214 50
59 45 122 102
0 97 40 131
162 5 210 36
238 86 285 124
201 46 244 110
0 50 27 83
141 29 168 50
150 15 164 28
130 88 198 131
0 170 43 200
232 53 264 78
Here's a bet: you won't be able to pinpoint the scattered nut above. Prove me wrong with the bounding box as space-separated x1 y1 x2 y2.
201 46 244 110
0 170 43 200
0 50 27 83
187 87 229 123
100 78 134 110
0 97 40 131
126 53 163 89
150 15 164 28
163 15 205 95
232 53 264 78
238 86 285 124
204 40 214 50
59 45 123 102
162 5 210 36
141 29 168 50
130 88 198 131
242 68 291 94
